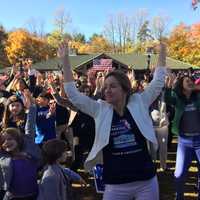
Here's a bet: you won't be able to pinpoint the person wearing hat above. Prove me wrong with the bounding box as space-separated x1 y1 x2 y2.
1 95 28 133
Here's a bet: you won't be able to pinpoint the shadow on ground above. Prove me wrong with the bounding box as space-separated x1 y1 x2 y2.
72 139 199 200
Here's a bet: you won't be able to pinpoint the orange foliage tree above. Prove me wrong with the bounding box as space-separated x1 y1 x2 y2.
78 35 112 54
168 23 200 66
5 29 54 64
187 23 200 66
68 35 112 54
168 23 191 63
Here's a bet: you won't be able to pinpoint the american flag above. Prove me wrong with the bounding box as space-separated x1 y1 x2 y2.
93 59 112 70
192 0 200 10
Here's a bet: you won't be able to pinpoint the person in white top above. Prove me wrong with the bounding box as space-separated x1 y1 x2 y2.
59 42 167 200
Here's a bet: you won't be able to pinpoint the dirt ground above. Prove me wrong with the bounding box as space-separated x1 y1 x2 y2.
72 139 199 200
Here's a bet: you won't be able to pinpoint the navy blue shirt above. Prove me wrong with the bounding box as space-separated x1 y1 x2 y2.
70 111 95 151
35 106 56 144
103 108 156 184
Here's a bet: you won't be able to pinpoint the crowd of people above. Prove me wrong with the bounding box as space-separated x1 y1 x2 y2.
0 42 200 200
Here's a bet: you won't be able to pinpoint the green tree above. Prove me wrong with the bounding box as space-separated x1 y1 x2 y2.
47 30 63 49
47 30 72 49
137 21 152 43
89 33 103 42
0 25 9 67
73 33 86 43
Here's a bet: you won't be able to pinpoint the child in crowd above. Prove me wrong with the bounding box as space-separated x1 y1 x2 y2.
38 139 86 200
0 103 41 200
35 93 56 145
1 96 26 132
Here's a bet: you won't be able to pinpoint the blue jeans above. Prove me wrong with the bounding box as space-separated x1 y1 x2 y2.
175 135 200 200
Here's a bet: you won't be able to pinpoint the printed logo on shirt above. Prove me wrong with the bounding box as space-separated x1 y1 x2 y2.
110 119 142 156
184 103 196 112
113 134 137 148
37 110 49 117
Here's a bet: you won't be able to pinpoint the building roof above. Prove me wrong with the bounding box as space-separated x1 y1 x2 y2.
32 54 101 71
108 53 196 70
31 52 197 71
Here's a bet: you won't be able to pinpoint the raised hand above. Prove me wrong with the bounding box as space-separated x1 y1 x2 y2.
57 42 69 59
127 70 135 82
48 100 56 116
165 73 176 88
95 75 103 90
23 89 33 109
26 58 33 70
48 81 57 94
58 41 74 82
156 42 167 67
47 73 55 86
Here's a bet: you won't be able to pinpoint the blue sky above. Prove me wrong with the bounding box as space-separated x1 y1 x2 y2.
1 0 200 39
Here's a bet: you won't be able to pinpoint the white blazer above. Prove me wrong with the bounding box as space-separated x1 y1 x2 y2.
64 67 167 171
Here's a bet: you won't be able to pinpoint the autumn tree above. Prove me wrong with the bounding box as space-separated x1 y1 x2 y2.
78 34 111 54
90 34 111 53
5 29 54 64
168 23 191 62
31 36 55 62
47 30 63 49
167 22 200 66
186 23 200 65
47 30 72 51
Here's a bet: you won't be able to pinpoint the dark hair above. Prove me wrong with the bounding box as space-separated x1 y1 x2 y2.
0 128 24 151
104 70 132 103
78 84 91 95
174 75 195 98
2 95 25 129
42 139 69 164
38 92 52 100
79 76 88 87
6 95 24 107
